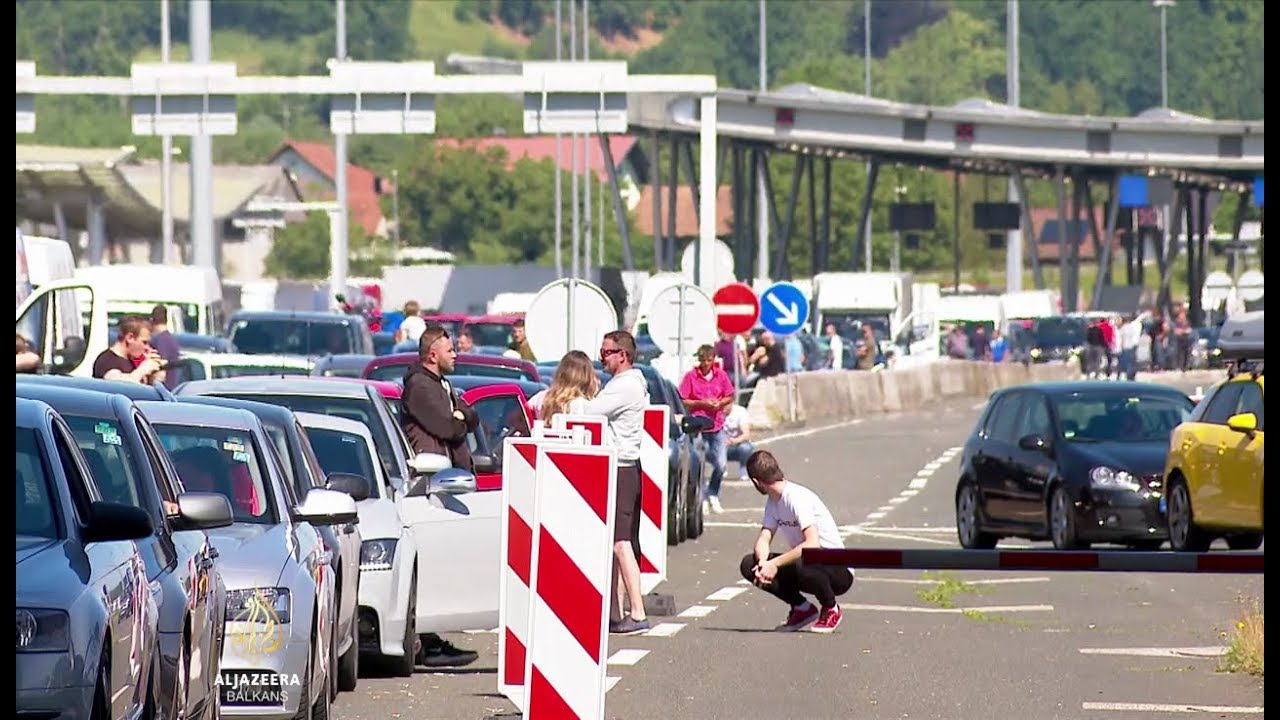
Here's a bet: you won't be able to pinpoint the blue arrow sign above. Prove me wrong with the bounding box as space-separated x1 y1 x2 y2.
758 281 810 337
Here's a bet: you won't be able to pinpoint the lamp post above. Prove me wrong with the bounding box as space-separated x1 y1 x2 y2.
1153 0 1176 108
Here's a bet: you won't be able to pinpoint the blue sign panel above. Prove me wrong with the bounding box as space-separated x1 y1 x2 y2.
1254 178 1264 207
1117 175 1149 208
758 281 810 337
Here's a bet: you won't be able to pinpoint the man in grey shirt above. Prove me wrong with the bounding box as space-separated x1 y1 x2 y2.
584 330 651 635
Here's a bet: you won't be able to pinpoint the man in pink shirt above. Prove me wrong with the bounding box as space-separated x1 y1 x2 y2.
679 344 737 514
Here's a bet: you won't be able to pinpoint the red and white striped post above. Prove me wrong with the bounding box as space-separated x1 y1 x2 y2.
498 429 586 711
801 548 1266 574
639 405 670 594
552 414 608 447
525 445 618 720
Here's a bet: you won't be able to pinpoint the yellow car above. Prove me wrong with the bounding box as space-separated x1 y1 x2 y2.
1163 316 1264 551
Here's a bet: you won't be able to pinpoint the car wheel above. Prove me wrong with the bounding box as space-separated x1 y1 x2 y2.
686 467 704 540
91 650 111 720
310 617 331 720
337 602 359 692
1127 539 1164 551
1167 479 1211 552
666 470 681 547
328 612 339 702
1049 486 1089 550
675 466 689 544
955 482 998 549
392 571 418 678
1227 533 1264 551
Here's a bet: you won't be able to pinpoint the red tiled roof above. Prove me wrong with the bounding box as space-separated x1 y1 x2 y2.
268 139 385 236
434 135 639 179
634 186 734 238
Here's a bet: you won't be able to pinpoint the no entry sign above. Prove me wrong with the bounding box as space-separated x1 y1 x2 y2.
713 283 759 335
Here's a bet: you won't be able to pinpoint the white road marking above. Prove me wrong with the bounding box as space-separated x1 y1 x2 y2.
705 521 763 529
971 402 987 410
677 605 719 618
866 511 888 520
1082 702 1263 714
868 526 951 533
705 586 748 602
842 604 1054 613
915 468 935 477
463 627 499 634
877 505 896 512
847 527 956 546
857 576 1051 586
113 686 131 703
888 496 910 505
607 649 650 666
908 478 929 489
713 507 762 514
924 461 942 470
641 622 686 637
1078 646 1228 658
755 418 865 446
606 676 621 692
736 579 752 586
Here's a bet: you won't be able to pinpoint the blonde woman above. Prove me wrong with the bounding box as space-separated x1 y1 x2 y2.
528 350 600 426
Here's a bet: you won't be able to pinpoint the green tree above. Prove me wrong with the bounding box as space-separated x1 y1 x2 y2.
264 210 389 279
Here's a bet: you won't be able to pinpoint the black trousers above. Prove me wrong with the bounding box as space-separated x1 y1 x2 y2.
739 553 854 609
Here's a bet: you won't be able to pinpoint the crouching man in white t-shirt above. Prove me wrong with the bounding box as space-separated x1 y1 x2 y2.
740 450 852 633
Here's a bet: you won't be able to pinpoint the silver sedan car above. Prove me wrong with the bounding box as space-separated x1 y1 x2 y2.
16 398 159 720
137 401 358 720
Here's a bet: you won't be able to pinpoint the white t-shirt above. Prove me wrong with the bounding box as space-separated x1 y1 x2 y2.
723 404 749 440
762 481 844 551
583 367 649 463
828 335 844 369
527 390 588 424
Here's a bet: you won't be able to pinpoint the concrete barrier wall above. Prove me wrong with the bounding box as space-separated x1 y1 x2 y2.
747 360 1081 430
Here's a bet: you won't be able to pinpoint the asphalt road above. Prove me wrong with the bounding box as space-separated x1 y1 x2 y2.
332 372 1264 720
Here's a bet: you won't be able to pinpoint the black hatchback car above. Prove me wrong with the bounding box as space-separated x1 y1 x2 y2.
955 381 1194 550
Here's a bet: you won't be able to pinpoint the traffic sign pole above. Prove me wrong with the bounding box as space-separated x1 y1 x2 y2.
677 284 687 380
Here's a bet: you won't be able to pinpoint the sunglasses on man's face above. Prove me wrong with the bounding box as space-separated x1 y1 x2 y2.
600 348 625 361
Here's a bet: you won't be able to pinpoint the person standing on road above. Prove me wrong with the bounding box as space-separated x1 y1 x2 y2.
583 330 651 636
527 350 599 426
739 450 851 633
399 324 482 668
824 323 844 370
1173 309 1193 372
722 403 755 482
1119 315 1142 380
679 345 737 515
92 316 166 385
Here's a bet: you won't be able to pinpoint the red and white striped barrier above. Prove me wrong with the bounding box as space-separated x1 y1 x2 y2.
526 445 618 720
801 548 1265 574
498 429 586 711
552 414 609 447
639 405 670 594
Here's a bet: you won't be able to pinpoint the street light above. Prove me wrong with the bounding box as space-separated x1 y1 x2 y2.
1153 0 1176 109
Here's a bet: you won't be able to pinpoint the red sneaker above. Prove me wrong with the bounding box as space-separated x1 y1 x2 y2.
776 603 820 632
810 605 843 634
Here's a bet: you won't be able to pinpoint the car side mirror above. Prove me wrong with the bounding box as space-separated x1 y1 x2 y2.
326 472 371 503
1017 433 1050 453
430 467 477 496
171 492 234 531
84 501 153 542
296 488 360 526
409 452 451 476
1227 412 1258 435
680 416 710 436
472 453 496 474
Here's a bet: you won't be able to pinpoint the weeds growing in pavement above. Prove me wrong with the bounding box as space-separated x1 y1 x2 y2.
1219 599 1264 677
915 572 993 609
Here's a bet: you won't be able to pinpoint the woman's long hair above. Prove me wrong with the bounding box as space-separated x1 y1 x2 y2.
541 350 599 424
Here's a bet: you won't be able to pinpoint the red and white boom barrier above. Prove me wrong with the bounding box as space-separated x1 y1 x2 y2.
801 548 1265 574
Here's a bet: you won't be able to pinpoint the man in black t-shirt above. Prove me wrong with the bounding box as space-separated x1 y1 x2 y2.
92 316 165 384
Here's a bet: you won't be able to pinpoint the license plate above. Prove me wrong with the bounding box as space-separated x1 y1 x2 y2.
218 670 291 706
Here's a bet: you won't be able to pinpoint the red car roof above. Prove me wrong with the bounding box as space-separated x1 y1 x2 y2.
362 352 541 383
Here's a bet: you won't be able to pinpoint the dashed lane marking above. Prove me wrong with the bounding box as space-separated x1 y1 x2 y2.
877 505 895 512
640 623 686 638
754 418 865 447
900 489 920 496
908 478 929 489
1082 703 1263 714
888 496 909 505
705 586 748 602
677 605 718 619
705 521 764 528
846 527 956 546
842 603 1054 613
607 649 650 666
1078 646 1227 658
857 576 1051 586
866 511 888 520
606 676 621 692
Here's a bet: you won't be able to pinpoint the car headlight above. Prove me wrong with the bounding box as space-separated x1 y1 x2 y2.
1211 348 1222 356
16 608 69 652
226 587 291 624
1090 466 1140 492
1029 348 1043 358
360 539 398 571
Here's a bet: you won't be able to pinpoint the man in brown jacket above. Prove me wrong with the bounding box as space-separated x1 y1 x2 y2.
399 323 481 667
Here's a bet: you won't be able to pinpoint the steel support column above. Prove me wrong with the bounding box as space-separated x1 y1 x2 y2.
1092 173 1122 311
666 135 679 271
807 153 818 278
757 151 785 281
1052 165 1071 311
1013 168 1044 290
1188 188 1208 326
820 156 832 274
1228 188 1251 279
598 133 634 271
852 160 880 272
748 148 762 278
1157 187 1186 314
731 143 747 280
953 169 962 291
1068 171 1085 314
771 153 806 279
86 194 106 266
650 130 662 271
680 139 700 220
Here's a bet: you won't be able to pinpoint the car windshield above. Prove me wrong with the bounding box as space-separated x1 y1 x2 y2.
305 427 381 499
1054 392 1193 443
228 318 354 356
61 415 144 509
466 322 514 349
366 361 412 383
212 364 310 379
152 424 279 524
228 394 400 481
425 319 463 338
1034 317 1087 346
16 428 59 540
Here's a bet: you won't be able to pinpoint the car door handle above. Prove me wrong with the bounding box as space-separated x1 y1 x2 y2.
342 524 356 535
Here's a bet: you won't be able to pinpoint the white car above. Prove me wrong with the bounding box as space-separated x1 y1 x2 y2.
294 412 478 675
167 352 315 385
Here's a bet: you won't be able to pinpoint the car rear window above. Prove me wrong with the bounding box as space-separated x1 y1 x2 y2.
229 318 355 356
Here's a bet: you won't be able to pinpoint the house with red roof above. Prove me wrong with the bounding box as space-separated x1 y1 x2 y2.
266 139 391 237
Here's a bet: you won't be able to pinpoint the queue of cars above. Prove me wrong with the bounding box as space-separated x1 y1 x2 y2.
18 334 716 718
953 311 1264 552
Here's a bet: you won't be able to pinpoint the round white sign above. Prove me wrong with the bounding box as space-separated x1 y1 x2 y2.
524 278 619 363
1237 270 1265 302
680 239 736 291
645 282 717 363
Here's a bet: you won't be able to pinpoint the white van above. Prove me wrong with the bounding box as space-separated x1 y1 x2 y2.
73 264 226 336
